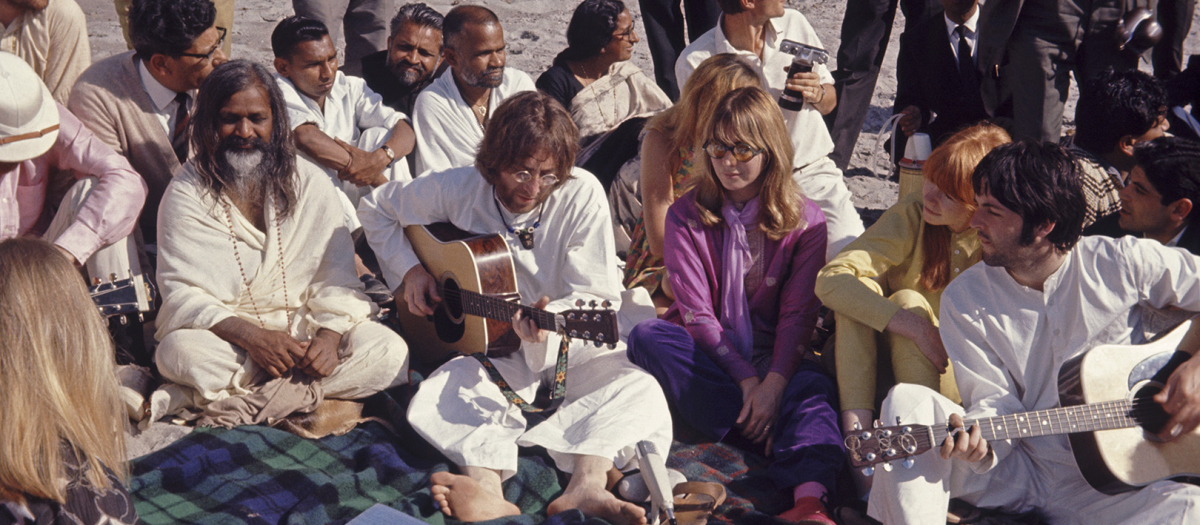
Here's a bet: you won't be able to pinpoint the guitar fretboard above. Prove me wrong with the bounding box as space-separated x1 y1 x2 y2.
921 398 1163 448
441 287 558 330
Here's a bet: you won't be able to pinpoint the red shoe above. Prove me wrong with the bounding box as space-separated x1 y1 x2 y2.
778 496 837 525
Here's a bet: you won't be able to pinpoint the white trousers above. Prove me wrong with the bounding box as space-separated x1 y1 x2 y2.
46 177 149 310
867 384 1200 525
791 157 865 261
156 320 409 407
407 345 673 481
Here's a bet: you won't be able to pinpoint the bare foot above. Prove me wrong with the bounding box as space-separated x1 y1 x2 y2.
429 471 521 521
548 486 647 525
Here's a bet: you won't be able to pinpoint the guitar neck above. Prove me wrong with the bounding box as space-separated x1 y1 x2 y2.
450 287 559 331
926 399 1148 446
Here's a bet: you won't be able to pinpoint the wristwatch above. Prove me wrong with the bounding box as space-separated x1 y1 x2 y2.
379 144 396 164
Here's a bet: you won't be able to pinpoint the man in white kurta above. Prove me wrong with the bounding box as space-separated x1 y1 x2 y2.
154 61 409 427
677 4 864 260
359 91 668 523
410 6 535 176
272 16 414 229
867 141 1200 525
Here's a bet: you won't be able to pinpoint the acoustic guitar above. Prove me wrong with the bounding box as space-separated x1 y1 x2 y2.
396 223 619 364
844 318 1200 495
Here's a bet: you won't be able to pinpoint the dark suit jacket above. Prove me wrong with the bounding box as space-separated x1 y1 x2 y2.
893 14 989 150
1085 212 1200 256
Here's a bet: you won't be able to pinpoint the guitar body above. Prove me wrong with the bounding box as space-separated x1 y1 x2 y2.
1059 323 1200 494
397 223 522 364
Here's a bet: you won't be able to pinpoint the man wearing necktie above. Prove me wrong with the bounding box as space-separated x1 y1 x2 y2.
892 0 990 153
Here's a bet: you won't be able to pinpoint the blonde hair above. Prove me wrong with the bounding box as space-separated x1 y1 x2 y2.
918 123 1011 290
693 86 803 239
0 239 126 504
646 54 761 174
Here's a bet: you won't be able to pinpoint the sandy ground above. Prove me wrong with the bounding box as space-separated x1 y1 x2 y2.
68 0 1200 458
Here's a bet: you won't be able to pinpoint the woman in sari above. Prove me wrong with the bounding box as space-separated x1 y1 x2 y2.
624 54 760 314
536 0 671 193
628 86 842 525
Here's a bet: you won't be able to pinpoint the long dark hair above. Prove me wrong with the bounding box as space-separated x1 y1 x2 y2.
560 0 625 61
189 60 298 217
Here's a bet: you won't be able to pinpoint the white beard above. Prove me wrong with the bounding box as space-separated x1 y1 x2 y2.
223 149 266 201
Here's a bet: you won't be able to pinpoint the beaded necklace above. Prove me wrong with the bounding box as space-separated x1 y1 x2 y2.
222 196 293 331
493 190 545 250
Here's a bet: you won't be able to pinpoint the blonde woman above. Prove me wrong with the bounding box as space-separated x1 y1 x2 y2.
624 53 760 313
0 238 138 524
628 87 841 525
815 123 1011 451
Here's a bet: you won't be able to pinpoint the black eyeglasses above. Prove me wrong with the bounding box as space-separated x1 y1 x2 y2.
613 26 636 41
177 27 227 61
703 141 765 162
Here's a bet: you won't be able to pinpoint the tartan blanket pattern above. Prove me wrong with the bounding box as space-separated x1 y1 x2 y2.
129 392 796 525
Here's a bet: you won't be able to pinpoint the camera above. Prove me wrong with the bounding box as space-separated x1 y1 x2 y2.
777 40 830 111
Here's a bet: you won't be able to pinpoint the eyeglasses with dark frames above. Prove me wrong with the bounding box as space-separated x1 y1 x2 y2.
177 27 227 61
703 141 765 163
613 26 637 41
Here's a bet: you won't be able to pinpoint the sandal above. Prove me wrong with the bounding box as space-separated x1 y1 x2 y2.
613 468 687 503
670 481 726 525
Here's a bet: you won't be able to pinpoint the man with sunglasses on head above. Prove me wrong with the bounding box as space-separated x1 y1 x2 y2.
359 91 669 524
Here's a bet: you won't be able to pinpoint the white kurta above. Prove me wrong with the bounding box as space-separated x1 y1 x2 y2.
868 236 1200 524
410 68 536 176
357 167 669 478
675 10 864 258
277 71 411 229
154 161 409 407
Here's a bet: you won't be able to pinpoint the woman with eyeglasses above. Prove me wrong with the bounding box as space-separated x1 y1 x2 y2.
624 54 760 315
0 239 139 524
536 0 671 193
814 123 1010 493
627 86 843 525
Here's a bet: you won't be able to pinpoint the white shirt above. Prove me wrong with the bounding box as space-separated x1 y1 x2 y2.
676 9 835 168
277 70 406 139
943 8 980 66
358 166 624 371
410 68 536 176
940 236 1200 473
138 59 186 139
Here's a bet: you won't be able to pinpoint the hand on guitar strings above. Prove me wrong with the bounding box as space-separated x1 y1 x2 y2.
737 373 787 449
512 296 551 344
940 413 990 464
1154 353 1200 442
403 264 442 316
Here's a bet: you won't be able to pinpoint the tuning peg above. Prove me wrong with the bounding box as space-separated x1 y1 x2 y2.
896 416 903 425
570 330 579 337
589 300 598 308
873 420 881 428
881 462 893 472
861 467 875 477
137 312 145 322
902 458 915 469
576 299 585 307
608 343 616 349
596 333 605 342
118 316 128 325
583 331 591 339
860 430 872 440
851 421 862 431
594 340 602 347
601 300 612 308
93 277 102 285
109 273 118 282
865 452 876 461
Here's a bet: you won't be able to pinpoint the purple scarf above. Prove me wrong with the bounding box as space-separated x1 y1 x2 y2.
720 197 759 358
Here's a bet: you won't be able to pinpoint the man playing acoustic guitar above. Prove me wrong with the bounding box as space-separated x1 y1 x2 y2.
867 141 1200 524
359 90 669 525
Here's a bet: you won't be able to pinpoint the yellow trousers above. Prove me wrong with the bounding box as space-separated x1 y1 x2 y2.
834 279 959 412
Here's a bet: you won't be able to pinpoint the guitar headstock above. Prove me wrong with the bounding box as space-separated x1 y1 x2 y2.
843 420 932 474
91 274 157 322
560 299 619 348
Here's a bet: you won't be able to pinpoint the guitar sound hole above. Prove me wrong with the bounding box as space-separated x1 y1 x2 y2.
433 277 465 344
1131 383 1169 435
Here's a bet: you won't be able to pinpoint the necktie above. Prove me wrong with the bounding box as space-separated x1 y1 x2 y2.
956 25 980 96
171 92 190 163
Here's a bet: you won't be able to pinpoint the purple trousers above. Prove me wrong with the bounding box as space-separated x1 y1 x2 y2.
627 319 845 492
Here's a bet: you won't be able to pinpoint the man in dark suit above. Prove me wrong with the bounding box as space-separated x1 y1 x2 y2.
1113 136 1200 254
892 0 987 154
976 0 1134 142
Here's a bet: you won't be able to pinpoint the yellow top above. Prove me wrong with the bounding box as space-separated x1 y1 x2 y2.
815 192 980 331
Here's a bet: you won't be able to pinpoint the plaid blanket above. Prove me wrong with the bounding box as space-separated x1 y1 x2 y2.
129 388 797 525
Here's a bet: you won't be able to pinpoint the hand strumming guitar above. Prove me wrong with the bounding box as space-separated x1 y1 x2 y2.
402 263 442 316
1155 319 1200 441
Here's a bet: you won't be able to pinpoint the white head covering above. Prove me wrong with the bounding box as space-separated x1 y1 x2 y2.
0 52 60 162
